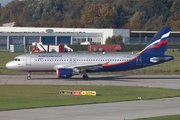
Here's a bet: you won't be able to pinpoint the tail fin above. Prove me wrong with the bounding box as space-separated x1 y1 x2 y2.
139 27 171 55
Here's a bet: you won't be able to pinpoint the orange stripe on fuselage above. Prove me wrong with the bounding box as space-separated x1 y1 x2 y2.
102 56 137 67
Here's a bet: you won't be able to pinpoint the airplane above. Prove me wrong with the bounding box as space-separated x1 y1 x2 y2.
6 26 174 80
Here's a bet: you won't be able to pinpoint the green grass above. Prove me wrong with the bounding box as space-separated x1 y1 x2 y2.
135 114 180 120
0 51 180 75
1 85 180 111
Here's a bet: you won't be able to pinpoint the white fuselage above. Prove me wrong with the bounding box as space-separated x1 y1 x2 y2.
6 52 137 72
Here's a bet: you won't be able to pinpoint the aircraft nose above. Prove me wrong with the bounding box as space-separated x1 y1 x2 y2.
6 62 10 69
6 62 14 69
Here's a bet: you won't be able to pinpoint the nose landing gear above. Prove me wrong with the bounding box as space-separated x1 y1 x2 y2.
27 72 31 80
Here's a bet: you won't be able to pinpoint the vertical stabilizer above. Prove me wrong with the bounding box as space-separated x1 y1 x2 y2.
139 27 171 55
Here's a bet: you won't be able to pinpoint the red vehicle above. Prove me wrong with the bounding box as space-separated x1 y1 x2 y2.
88 44 121 52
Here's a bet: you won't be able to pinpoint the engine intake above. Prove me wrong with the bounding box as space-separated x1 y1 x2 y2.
56 68 73 78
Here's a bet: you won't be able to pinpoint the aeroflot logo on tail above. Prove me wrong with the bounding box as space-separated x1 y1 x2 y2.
38 55 62 57
145 32 170 50
139 31 170 54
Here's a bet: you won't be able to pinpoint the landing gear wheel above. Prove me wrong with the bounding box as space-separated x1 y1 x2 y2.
27 72 31 80
27 76 31 80
82 74 89 80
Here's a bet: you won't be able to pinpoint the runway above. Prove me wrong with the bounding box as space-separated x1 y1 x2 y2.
1 74 180 120
1 74 180 89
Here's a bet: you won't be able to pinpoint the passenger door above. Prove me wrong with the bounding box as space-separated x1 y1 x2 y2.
26 56 31 65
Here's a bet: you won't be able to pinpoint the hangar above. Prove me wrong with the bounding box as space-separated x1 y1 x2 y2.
0 27 130 49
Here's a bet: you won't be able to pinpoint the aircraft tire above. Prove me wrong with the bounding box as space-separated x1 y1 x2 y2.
83 74 89 80
27 76 31 80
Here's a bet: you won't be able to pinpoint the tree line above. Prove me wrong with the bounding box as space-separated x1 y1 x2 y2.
0 0 180 30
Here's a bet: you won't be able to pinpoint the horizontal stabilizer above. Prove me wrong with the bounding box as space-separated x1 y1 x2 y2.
150 56 173 63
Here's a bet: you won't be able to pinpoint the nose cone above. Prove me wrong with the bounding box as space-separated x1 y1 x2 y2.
6 61 14 70
6 62 11 69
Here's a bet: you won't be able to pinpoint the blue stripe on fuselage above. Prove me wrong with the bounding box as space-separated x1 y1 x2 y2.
87 54 174 72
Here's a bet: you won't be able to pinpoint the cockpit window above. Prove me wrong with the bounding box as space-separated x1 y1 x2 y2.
13 58 20 61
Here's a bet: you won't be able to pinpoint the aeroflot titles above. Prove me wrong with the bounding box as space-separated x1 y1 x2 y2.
38 55 62 57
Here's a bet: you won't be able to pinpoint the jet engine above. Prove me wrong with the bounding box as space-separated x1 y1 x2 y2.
56 68 73 78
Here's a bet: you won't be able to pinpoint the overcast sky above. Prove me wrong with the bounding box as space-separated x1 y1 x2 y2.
0 0 13 6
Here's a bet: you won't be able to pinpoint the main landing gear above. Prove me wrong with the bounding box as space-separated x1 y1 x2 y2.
27 72 31 80
82 73 89 80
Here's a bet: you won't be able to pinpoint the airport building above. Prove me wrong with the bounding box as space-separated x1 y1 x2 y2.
0 27 130 49
0 25 180 50
130 30 180 45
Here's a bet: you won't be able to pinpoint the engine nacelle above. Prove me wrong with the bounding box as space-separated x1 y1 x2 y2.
56 68 73 78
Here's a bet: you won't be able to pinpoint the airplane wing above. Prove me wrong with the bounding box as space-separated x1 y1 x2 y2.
67 61 109 69
54 62 109 72
68 63 103 71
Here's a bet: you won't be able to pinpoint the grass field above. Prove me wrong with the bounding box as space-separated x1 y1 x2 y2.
1 85 180 111
0 51 180 75
135 114 180 120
